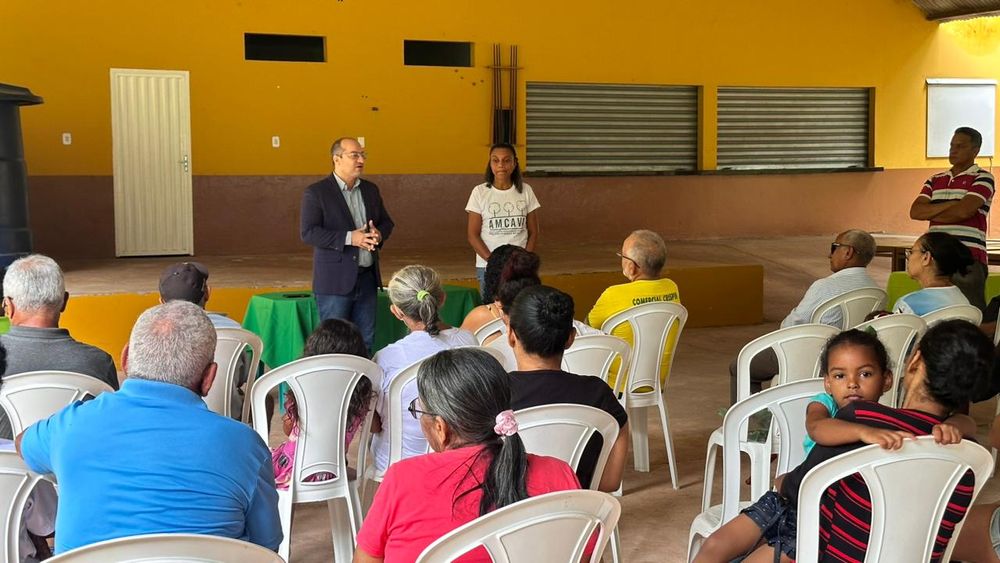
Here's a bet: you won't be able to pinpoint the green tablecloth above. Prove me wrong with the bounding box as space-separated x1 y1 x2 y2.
242 285 481 369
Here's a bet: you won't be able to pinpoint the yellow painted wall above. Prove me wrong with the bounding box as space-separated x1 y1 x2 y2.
2 1 1000 176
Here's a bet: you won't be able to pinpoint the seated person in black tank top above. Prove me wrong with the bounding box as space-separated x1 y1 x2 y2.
506 285 629 493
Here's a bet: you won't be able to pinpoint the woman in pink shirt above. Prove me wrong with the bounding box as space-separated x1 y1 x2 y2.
355 348 581 562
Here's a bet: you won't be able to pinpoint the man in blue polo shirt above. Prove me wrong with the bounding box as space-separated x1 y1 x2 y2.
16 301 282 554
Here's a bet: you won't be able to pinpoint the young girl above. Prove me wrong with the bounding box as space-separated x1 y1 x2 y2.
804 329 973 455
696 323 987 563
465 144 540 294
271 318 375 489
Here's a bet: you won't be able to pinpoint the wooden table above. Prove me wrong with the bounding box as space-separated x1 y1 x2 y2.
874 234 1000 271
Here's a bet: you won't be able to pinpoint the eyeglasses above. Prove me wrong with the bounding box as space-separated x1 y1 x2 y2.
408 397 438 420
830 242 853 255
904 247 925 259
337 151 367 160
616 252 639 267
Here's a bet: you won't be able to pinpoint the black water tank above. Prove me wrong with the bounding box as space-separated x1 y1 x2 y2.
0 83 43 268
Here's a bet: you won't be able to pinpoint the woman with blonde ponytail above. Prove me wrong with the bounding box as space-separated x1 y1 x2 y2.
370 265 477 474
356 348 581 562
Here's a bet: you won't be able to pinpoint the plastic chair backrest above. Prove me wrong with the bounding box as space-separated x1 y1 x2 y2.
810 287 887 329
474 317 506 345
250 355 383 495
515 404 620 490
561 334 631 395
0 371 115 435
718 379 825 524
209 328 263 421
795 436 994 562
45 532 285 562
853 314 926 407
600 302 687 393
385 358 430 467
0 451 41 563
921 304 983 327
415 490 621 563
734 324 839 403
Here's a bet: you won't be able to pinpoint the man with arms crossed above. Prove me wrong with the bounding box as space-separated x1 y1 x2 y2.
16 301 281 554
910 126 995 310
301 137 394 351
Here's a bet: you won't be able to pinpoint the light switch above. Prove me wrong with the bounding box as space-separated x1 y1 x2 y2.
61 132 72 145
271 136 280 148
357 136 365 147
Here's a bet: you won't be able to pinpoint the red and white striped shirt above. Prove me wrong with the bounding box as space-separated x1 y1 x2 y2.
918 164 995 264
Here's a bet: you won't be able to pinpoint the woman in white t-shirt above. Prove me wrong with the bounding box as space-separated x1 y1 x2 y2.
370 265 477 473
465 143 541 293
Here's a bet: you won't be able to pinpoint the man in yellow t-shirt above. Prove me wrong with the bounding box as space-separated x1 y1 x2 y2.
586 230 680 387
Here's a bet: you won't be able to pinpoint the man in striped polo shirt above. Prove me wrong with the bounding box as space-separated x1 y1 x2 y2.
910 126 995 310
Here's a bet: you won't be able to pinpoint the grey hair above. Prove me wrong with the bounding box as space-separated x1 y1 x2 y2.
388 265 444 337
330 137 357 156
627 229 668 274
2 254 65 313
126 301 217 390
840 229 876 266
417 348 528 515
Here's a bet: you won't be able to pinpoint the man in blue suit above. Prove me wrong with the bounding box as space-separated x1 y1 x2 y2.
300 137 394 350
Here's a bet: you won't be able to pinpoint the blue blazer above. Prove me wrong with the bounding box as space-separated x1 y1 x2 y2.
300 176 394 295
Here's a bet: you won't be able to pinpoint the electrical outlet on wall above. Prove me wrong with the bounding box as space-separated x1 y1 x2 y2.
271 136 280 148
61 132 72 145
358 136 365 147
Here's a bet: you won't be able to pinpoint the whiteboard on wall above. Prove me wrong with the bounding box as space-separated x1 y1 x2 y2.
926 78 996 157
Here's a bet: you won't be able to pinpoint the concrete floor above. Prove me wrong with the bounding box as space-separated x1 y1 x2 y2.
56 236 1000 561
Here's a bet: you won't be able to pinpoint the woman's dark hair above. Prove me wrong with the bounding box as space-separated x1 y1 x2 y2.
417 348 528 516
482 245 520 304
509 285 575 358
916 319 994 412
387 265 445 337
918 231 974 277
484 143 523 193
0 342 5 374
294 318 374 427
820 329 892 375
496 249 541 315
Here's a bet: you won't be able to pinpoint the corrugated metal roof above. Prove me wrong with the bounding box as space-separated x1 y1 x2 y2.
913 0 1000 21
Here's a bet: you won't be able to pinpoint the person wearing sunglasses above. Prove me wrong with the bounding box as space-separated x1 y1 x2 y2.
893 231 974 316
355 348 581 563
726 229 879 404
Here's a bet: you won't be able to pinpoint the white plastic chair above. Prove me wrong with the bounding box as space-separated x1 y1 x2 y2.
810 287 887 329
0 451 43 563
0 371 115 435
853 314 926 407
600 302 687 488
702 323 838 511
561 334 631 394
795 436 993 562
416 489 621 563
209 327 263 422
249 354 383 563
45 533 284 562
921 303 983 327
516 403 623 562
474 317 506 345
688 379 824 561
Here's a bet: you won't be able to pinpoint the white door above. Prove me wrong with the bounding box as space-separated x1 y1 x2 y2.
110 68 193 256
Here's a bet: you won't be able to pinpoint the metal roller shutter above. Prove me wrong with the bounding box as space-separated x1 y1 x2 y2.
525 82 698 174
717 87 871 170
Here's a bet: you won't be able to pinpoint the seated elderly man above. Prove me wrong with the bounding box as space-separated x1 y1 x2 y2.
1 255 118 437
587 229 680 385
158 261 240 328
15 301 282 554
728 229 879 403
